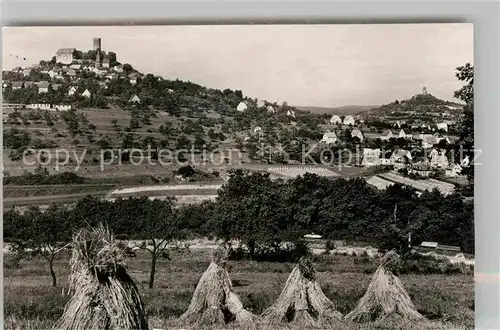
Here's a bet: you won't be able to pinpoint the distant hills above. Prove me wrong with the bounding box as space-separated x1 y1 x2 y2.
295 105 377 116
359 93 463 122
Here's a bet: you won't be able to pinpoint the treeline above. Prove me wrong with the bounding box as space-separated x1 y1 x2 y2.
4 171 474 254
4 170 473 287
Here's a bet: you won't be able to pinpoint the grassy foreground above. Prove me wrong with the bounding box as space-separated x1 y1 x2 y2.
4 249 474 330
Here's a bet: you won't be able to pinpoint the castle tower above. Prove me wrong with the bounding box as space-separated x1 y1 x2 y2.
93 37 102 66
422 86 428 95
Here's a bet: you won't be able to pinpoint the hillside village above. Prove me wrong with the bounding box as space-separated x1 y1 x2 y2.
2 37 471 206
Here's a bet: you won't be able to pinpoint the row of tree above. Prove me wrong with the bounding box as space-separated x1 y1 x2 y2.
4 170 473 289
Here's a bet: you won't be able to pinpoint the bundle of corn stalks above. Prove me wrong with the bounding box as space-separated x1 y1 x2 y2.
261 257 342 328
52 224 149 330
177 243 258 327
345 250 426 326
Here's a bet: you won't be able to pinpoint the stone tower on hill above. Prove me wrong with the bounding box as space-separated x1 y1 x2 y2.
422 86 428 95
93 37 102 66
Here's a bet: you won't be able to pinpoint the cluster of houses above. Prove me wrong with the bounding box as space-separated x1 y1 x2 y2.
320 127 453 150
329 114 356 125
236 100 284 116
361 146 469 178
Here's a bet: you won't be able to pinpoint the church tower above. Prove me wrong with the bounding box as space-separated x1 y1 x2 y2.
93 37 102 66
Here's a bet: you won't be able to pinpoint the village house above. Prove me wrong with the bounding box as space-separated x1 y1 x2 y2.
398 129 410 139
82 89 91 98
102 57 110 68
343 115 355 126
11 81 24 90
24 81 34 88
380 129 394 141
427 148 439 160
437 122 449 132
105 72 118 81
421 135 438 149
98 82 108 90
408 160 433 177
12 66 22 73
70 64 82 70
287 109 296 118
67 69 77 79
236 101 248 112
113 64 124 73
38 81 50 93
129 94 141 103
128 72 140 85
430 151 449 169
362 148 381 166
52 84 62 91
321 131 338 144
445 164 463 177
68 86 77 96
380 151 394 166
55 48 76 64
351 129 364 142
266 105 276 114
330 115 342 125
22 68 32 77
257 100 266 108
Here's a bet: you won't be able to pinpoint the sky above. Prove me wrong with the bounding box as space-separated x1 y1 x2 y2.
2 24 473 107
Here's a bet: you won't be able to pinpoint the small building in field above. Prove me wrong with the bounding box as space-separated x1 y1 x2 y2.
321 131 338 144
236 101 248 112
343 115 355 126
330 115 342 125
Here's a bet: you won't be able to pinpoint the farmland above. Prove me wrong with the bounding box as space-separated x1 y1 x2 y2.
3 248 474 330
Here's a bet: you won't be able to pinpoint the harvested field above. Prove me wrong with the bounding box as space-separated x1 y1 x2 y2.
4 250 474 330
378 172 456 195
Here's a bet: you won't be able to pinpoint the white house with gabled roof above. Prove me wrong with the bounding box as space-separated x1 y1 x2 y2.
321 131 338 144
343 115 355 125
330 115 342 124
236 101 248 112
82 89 91 98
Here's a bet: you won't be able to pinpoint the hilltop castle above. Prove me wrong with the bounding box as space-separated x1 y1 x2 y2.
55 37 108 67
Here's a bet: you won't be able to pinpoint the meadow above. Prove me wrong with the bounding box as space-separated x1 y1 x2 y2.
4 248 474 330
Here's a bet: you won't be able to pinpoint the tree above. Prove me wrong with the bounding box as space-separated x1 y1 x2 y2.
215 170 288 259
133 198 181 288
4 205 73 287
454 63 474 183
